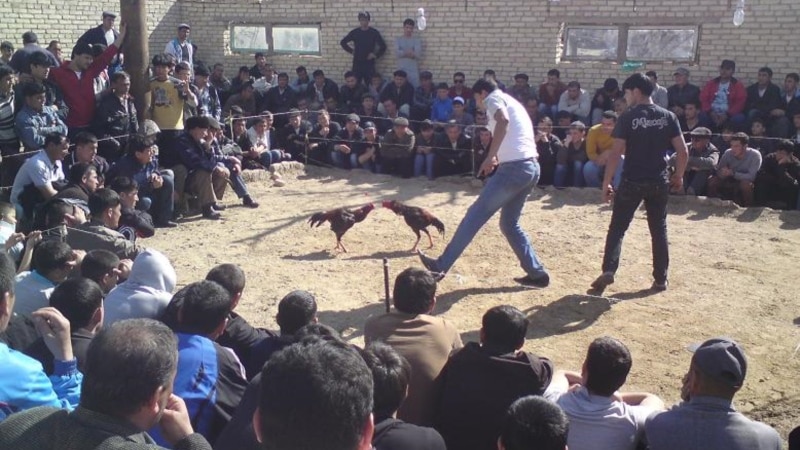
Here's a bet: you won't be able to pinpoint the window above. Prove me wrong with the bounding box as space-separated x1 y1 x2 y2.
562 24 699 63
229 23 321 56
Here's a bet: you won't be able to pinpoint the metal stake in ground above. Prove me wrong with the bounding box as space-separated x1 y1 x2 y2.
383 258 390 313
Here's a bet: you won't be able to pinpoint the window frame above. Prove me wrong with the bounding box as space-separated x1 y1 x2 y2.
562 25 621 62
270 23 322 56
624 26 699 63
229 22 322 56
561 23 700 64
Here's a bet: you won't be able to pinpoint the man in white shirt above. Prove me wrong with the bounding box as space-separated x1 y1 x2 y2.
10 131 68 220
419 79 550 287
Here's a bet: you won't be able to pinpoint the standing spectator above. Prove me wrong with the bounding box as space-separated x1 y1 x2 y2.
745 67 784 136
46 41 63 65
364 268 463 426
755 139 800 208
14 240 78 317
670 127 718 196
15 81 68 151
381 117 415 177
707 132 762 207
148 53 197 167
379 70 414 117
164 23 193 70
558 81 591 123
0 65 19 177
8 32 58 73
341 11 388 85
103 249 176 326
534 116 562 186
546 337 664 450
582 111 621 188
667 67 701 119
14 51 68 122
500 396 569 450
0 41 13 65
194 64 222 121
554 120 587 188
435 305 554 450
645 338 781 450
92 71 139 161
590 73 687 293
48 27 126 136
700 59 747 129
395 19 422 88
75 11 122 74
538 69 567 118
413 119 437 179
647 71 669 109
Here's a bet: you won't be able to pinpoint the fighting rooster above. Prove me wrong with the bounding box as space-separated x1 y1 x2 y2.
382 200 445 252
308 204 375 253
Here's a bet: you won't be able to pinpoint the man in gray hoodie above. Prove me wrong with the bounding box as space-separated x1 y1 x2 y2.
102 249 176 326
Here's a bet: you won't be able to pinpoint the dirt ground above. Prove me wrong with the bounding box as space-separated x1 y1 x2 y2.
148 164 800 441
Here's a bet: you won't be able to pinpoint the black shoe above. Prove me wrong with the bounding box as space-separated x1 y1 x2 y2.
212 203 227 211
202 205 221 220
651 280 669 291
417 250 445 281
514 273 550 288
243 195 260 208
590 272 615 291
155 220 179 228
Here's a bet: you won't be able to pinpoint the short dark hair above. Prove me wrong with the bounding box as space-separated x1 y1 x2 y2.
472 78 498 96
362 342 411 418
296 66 307 73
44 199 73 227
238 65 250 74
482 305 528 352
730 131 750 145
194 64 210 77
645 70 658 80
67 162 97 185
80 249 120 286
205 264 246 298
109 176 138 195
0 65 15 80
22 81 47 97
74 132 97 147
500 396 569 450
567 81 581 90
185 115 211 130
786 73 800 83
392 268 436 314
312 69 325 78
776 139 795 154
88 188 121 217
254 52 266 59
514 73 529 81
403 18 415 27
32 240 74 275
758 67 773 78
28 51 51 68
294 323 342 343
22 31 38 44
151 53 171 67
177 280 231 335
547 69 560 78
110 70 130 83
685 99 701 109
621 72 654 97
393 70 407 78
81 319 178 417
344 70 356 79
49 278 104 329
277 290 317 335
453 72 465 79
258 340 373 450
584 336 632 396
277 72 289 80
601 110 618 122
0 252 15 299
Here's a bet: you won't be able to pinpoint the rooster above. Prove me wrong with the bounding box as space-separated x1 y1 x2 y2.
382 200 445 252
308 204 375 253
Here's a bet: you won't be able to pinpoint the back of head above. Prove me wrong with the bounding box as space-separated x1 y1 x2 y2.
44 199 74 227
48 278 104 330
276 290 317 335
392 267 436 314
622 73 655 97
32 240 74 275
500 396 568 450
361 342 411 419
88 188 120 218
127 249 176 293
81 318 178 418
584 336 632 396
80 249 120 286
482 305 528 352
205 263 246 298
472 78 498 96
68 162 96 185
178 280 231 336
258 340 373 450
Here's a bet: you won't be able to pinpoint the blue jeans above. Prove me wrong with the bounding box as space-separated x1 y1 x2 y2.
259 150 284 167
554 161 585 188
583 159 623 188
331 151 357 170
414 153 435 179
538 104 558 119
434 159 547 277
138 170 175 224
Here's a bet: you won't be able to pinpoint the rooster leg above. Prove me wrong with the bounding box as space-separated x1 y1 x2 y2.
422 229 434 249
410 230 421 253
339 239 349 253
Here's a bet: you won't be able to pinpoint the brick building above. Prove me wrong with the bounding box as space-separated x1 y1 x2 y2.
1 0 797 89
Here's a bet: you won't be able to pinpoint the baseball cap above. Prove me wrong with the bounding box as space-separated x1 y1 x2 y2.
178 23 191 30
689 337 747 388
363 121 376 130
358 11 371 20
690 127 712 138
346 113 360 123
674 67 690 76
453 96 465 105
393 117 409 127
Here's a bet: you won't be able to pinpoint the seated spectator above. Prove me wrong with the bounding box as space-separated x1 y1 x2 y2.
63 132 109 185
92 71 138 161
645 337 781 449
589 78 622 125
340 71 367 113
524 97 540 127
707 132 763 206
413 119 438 179
358 121 381 173
381 98 408 132
364 267 463 426
107 135 176 227
10 131 68 222
583 111 622 188
381 117 415 177
430 82 453 123
448 96 475 128
613 97 628 116
679 100 712 137
749 118 776 156
13 50 68 122
538 68 567 118
552 110 573 141
208 119 259 208
53 162 99 203
449 71 472 102
745 67 783 135
0 202 24 261
109 176 156 242
510 73 536 103
379 70 414 117
546 337 664 450
555 120 587 188
433 120 471 178
15 81 69 152
308 109 342 167
102 248 175 326
0 252 82 420
223 78 257 117
472 126 493 179
412 71 435 122
700 59 747 129
558 81 591 124
646 71 669 108
364 342 446 450
229 65 252 94
174 116 229 220
435 305 554 450
14 240 78 317
333 113 365 169
26 278 103 374
755 139 800 209
500 396 569 450
151 280 247 446
370 72 388 100
279 109 313 162
534 116 562 186
67 188 143 259
79 248 128 294
711 120 737 153
306 69 339 109
781 74 800 135
355 93 383 128
0 318 213 449
670 127 718 196
290 65 310 95
668 67 701 119
254 338 374 450
262 72 297 126
242 111 290 170
793 111 800 150
174 61 200 119
249 53 277 85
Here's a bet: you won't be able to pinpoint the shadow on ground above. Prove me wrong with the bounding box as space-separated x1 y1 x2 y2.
523 294 612 340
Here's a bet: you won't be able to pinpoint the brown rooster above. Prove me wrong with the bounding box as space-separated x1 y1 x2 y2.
308 204 375 253
382 200 445 252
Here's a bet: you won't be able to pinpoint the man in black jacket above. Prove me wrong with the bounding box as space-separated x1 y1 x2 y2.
745 67 784 136
75 12 122 74
380 70 415 117
340 11 387 85
93 71 138 161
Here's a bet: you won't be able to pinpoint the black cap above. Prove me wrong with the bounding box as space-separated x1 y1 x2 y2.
72 42 94 57
358 10 371 20
689 337 747 388
346 113 360 123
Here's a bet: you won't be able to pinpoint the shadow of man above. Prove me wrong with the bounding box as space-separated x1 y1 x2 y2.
523 294 612 340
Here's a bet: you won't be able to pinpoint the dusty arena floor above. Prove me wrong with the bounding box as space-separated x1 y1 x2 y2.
148 165 800 440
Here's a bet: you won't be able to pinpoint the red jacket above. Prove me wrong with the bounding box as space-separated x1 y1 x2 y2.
48 44 118 128
699 76 746 116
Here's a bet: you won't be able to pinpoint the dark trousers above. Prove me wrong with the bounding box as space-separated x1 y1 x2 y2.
353 60 376 86
602 179 670 283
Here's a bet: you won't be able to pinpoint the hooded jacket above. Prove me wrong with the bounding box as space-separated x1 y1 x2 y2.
103 249 176 326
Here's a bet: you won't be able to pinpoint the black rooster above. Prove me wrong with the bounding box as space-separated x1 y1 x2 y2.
382 200 445 252
308 204 375 252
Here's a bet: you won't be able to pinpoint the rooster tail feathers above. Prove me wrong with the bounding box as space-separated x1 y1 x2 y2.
432 218 445 237
308 213 327 227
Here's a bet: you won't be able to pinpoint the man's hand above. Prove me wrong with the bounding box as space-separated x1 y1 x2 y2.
71 249 86 265
214 165 230 178
338 144 351 154
25 230 43 247
719 167 733 178
478 156 498 178
3 233 25 252
669 173 684 193
116 259 133 280
158 394 195 446
151 173 164 189
602 184 615 204
31 307 73 361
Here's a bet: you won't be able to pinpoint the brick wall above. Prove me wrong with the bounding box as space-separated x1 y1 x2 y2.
1 0 798 90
